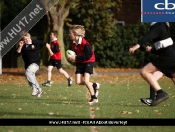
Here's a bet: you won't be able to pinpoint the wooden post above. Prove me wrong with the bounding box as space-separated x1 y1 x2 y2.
0 51 2 76
0 27 1 75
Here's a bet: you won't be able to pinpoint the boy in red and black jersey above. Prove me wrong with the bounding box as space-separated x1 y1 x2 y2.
68 25 100 105
42 30 72 87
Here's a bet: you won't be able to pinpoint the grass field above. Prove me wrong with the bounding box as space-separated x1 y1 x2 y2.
0 69 175 132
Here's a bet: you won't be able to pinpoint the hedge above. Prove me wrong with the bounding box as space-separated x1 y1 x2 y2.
64 23 175 68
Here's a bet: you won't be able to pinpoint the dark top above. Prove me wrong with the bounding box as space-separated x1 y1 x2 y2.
71 38 95 64
15 40 46 69
138 22 175 74
138 22 171 54
76 44 93 60
50 40 61 60
51 42 59 53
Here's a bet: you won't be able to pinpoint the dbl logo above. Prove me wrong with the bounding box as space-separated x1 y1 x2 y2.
154 0 175 10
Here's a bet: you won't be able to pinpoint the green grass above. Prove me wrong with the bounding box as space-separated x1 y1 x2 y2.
0 84 90 118
0 74 175 132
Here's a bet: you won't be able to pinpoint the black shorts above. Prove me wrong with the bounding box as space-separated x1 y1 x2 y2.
48 59 62 69
163 71 173 78
151 45 175 74
75 62 94 75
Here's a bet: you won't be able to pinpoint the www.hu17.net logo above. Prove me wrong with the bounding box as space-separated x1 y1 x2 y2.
155 0 175 10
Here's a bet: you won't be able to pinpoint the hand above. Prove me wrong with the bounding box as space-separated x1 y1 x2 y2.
19 41 24 47
68 55 76 62
146 46 152 52
129 44 140 54
46 43 50 49
129 47 135 54
31 45 35 49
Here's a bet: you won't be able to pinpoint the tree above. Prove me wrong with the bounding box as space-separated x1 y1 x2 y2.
67 0 122 67
1 0 31 68
39 0 122 67
70 0 122 40
1 0 30 30
1 0 123 69
39 0 80 67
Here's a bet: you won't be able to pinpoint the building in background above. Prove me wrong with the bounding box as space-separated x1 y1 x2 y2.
112 0 141 25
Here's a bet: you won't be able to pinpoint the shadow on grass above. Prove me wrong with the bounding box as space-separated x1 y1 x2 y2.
0 111 85 118
97 102 146 107
0 95 32 100
0 95 87 105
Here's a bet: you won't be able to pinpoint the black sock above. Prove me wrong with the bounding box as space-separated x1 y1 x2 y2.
150 86 155 100
92 83 97 88
47 80 50 84
156 89 164 94
91 95 97 99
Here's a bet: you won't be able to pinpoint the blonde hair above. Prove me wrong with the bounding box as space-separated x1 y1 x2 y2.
24 33 31 38
20 32 31 40
69 25 85 37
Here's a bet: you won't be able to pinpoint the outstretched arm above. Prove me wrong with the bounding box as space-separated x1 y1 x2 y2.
129 44 140 54
16 41 24 53
46 43 54 56
129 25 159 54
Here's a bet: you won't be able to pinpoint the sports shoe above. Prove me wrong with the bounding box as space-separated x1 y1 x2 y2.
93 83 100 97
32 88 38 96
68 78 72 86
37 89 43 97
42 82 51 87
88 97 98 105
140 98 152 106
151 92 169 106
172 78 175 85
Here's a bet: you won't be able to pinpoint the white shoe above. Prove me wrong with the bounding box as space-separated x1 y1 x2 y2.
96 83 100 90
42 82 51 87
37 89 43 97
32 88 38 96
88 98 98 105
68 77 72 86
94 83 100 97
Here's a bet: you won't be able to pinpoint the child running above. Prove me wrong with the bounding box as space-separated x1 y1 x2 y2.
129 22 175 106
68 25 100 105
42 30 72 87
16 32 49 97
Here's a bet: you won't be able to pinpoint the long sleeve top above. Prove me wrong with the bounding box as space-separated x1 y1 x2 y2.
15 40 46 69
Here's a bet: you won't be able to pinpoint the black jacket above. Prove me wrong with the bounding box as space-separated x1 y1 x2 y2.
138 22 171 54
15 40 46 69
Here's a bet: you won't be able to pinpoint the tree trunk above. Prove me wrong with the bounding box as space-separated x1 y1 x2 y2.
41 13 51 66
40 0 72 67
57 26 70 67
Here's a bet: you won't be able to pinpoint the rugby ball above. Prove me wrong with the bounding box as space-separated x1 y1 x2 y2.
66 50 76 58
